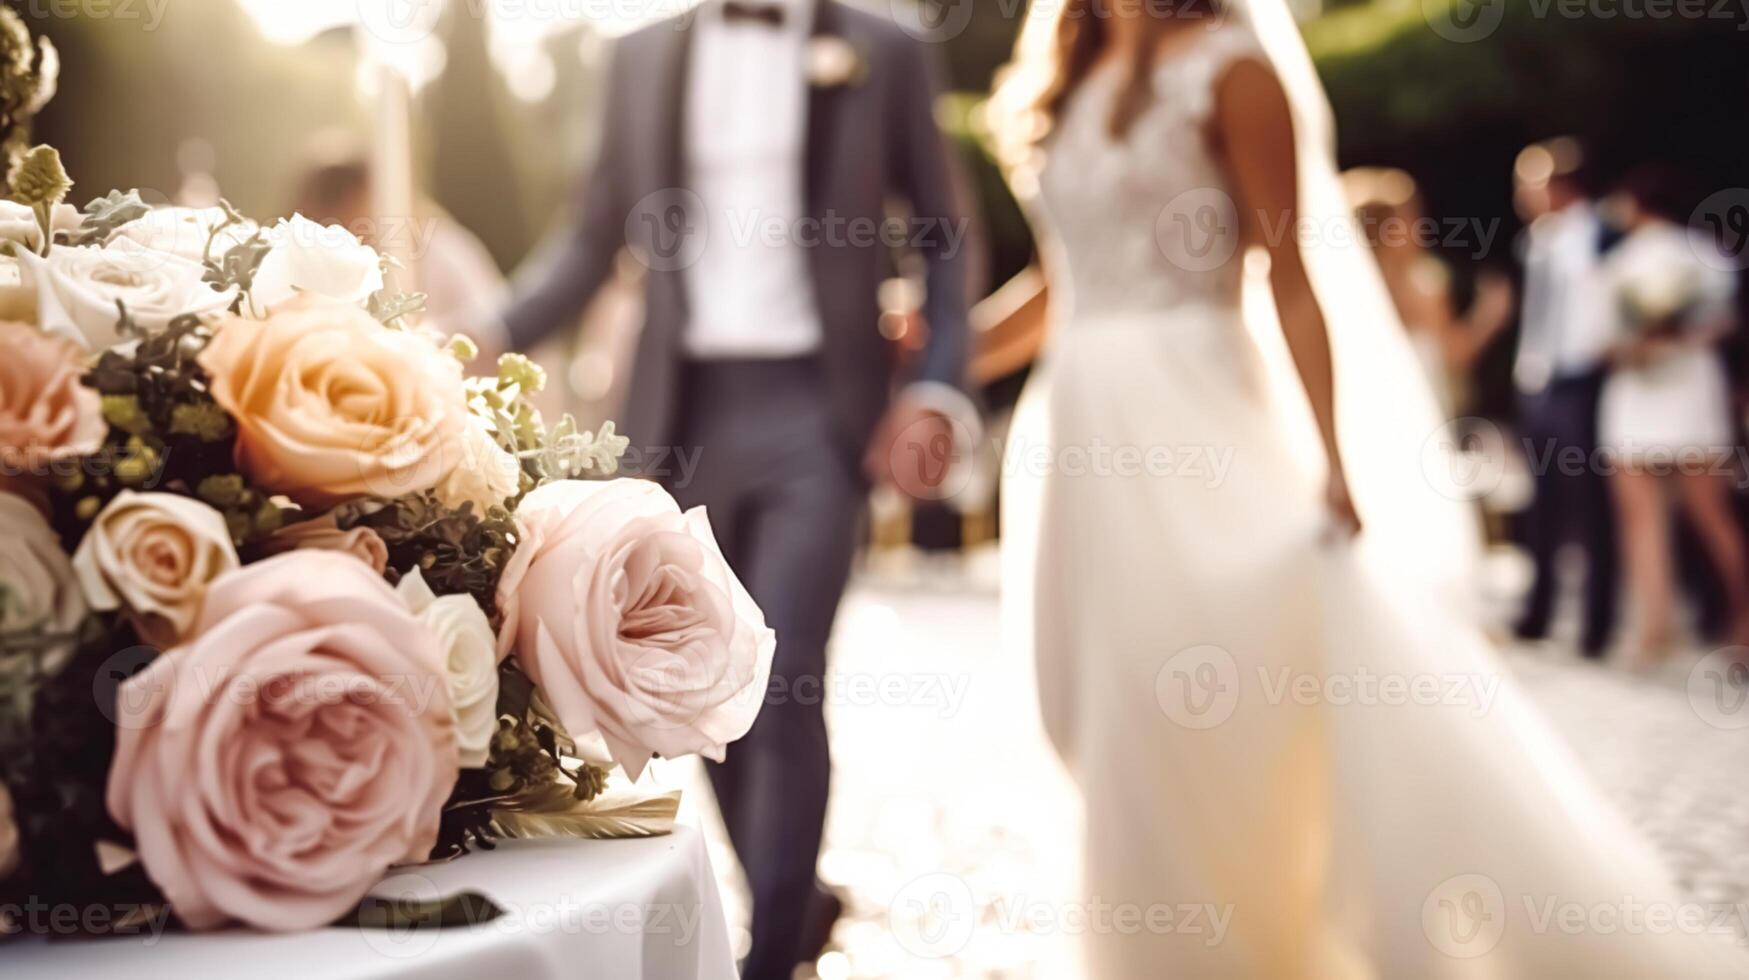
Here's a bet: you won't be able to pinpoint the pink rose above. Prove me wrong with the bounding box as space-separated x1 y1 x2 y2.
262 512 390 575
0 320 104 474
107 551 458 932
198 298 467 509
496 479 774 780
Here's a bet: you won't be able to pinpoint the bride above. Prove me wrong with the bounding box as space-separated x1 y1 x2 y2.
984 0 1747 975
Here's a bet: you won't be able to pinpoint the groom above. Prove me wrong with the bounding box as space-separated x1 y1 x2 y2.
497 0 976 975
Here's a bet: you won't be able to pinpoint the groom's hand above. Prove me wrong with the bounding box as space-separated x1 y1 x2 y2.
867 403 957 501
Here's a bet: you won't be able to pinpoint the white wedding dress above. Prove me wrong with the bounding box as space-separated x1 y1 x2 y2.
1002 21 1747 979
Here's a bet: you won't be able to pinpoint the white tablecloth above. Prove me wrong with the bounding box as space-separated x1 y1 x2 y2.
4 827 736 979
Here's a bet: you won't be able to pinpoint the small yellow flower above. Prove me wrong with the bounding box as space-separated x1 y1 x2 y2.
9 144 72 207
497 353 547 394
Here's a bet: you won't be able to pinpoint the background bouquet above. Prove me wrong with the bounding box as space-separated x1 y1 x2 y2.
0 9 773 937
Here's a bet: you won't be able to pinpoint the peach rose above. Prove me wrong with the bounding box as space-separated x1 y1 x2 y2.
107 551 458 932
198 299 467 509
262 512 390 575
496 479 774 780
0 320 104 474
73 491 239 649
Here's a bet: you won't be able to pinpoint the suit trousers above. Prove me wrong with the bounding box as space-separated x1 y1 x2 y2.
1516 371 1618 654
664 356 863 979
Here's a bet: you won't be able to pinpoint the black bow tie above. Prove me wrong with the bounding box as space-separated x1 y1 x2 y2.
722 1 786 26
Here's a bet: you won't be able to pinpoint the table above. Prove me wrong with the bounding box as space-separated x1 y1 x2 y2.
3 827 737 979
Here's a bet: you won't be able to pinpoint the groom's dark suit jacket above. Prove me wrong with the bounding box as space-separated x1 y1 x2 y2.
501 0 976 465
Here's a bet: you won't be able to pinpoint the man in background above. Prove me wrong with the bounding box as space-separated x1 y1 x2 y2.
1511 138 1619 657
495 0 978 975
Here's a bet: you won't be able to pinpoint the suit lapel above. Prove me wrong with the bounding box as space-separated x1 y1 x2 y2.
659 9 698 200
654 5 699 325
801 0 842 218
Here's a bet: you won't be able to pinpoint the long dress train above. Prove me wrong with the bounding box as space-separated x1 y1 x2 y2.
1003 22 1747 978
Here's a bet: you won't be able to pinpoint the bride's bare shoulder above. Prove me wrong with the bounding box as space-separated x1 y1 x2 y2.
1207 30 1289 136
1150 23 1278 114
1209 45 1298 210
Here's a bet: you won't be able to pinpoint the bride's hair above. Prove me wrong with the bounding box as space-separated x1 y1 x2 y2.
990 0 1224 170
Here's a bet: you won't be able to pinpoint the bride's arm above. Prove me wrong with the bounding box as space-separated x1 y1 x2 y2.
969 267 1050 385
1213 57 1360 534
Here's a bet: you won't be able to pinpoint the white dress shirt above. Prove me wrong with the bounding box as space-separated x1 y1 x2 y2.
682 0 823 359
1514 201 1614 393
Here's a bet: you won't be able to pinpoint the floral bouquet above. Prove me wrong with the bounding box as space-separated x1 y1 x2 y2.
1614 234 1707 342
0 14 772 938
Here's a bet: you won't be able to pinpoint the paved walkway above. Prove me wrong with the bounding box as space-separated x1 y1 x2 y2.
669 561 1749 978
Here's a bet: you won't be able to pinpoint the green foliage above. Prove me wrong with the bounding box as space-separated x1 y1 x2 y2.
72 188 149 246
342 890 505 931
334 491 518 623
430 666 610 860
1305 5 1749 254
193 200 274 298
367 287 429 327
529 417 630 484
1 616 166 927
75 315 280 550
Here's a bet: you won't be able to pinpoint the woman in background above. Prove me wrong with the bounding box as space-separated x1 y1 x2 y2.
980 0 1747 970
1342 167 1514 418
1597 166 1749 660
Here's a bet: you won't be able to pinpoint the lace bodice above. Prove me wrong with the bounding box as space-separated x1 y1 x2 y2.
1027 24 1262 320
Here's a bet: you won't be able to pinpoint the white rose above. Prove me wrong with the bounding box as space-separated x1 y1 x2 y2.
72 491 239 649
108 206 261 266
397 568 500 768
13 239 238 348
0 200 83 253
433 414 522 515
0 781 18 881
249 214 384 313
0 492 86 676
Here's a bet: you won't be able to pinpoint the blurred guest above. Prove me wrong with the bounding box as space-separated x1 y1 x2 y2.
1511 138 1619 657
495 1 977 976
289 138 506 345
1596 165 1749 659
1344 167 1514 417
